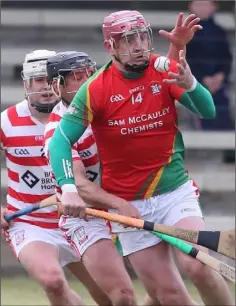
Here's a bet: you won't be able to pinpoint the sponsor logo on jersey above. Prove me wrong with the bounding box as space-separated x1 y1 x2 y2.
129 85 145 94
86 170 98 182
35 135 44 142
180 208 197 213
110 94 125 103
79 150 92 158
40 147 45 157
21 170 40 188
14 149 30 155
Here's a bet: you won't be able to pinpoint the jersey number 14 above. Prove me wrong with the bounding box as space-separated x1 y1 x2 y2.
131 92 143 105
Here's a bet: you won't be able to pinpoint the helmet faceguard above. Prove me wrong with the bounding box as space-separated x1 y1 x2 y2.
47 51 96 105
103 10 154 73
21 50 58 113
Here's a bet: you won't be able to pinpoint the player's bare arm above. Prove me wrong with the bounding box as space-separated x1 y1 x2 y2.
73 160 141 218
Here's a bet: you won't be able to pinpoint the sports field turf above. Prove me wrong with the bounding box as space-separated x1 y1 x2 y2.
1 276 235 305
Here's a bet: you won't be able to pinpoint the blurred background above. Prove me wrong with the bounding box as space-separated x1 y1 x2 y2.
1 0 235 305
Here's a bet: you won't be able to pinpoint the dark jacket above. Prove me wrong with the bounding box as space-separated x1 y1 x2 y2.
186 16 232 84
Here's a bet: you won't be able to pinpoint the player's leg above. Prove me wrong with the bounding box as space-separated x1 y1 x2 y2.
83 239 137 306
60 216 137 306
142 293 161 306
67 262 112 306
114 196 199 306
112 233 161 306
6 223 83 306
162 179 234 305
174 217 234 306
50 226 112 306
123 232 195 306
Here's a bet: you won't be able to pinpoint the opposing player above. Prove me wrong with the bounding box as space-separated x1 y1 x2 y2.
44 50 140 306
1 49 112 306
48 10 234 306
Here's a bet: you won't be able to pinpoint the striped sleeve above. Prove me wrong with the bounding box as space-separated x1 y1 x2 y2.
44 113 81 163
1 110 8 149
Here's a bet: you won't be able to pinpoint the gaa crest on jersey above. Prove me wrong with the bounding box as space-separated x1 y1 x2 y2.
151 83 162 95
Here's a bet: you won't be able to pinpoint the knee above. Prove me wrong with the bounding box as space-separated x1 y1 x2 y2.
38 269 67 294
156 286 186 306
181 257 214 285
109 287 136 306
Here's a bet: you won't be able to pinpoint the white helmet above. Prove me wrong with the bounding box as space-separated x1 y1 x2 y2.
21 50 58 113
22 49 56 82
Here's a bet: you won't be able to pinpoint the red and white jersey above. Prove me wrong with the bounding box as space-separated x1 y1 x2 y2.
1 100 58 228
44 101 100 200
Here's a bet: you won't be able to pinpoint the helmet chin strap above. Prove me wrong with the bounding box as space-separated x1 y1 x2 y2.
124 61 149 73
31 101 58 113
114 55 149 74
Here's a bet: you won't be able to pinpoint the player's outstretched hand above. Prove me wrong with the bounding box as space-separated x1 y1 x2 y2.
163 50 195 90
61 192 87 219
159 12 202 48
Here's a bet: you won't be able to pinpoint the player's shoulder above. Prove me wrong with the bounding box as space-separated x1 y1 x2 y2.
1 99 26 125
50 101 64 119
45 101 63 132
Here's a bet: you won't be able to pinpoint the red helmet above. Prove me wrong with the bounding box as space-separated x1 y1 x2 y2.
103 10 150 41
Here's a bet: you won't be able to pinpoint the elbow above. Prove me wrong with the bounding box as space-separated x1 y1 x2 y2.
202 106 216 119
209 107 216 119
202 91 216 119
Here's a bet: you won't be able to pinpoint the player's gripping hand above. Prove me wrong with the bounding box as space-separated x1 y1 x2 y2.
163 50 195 90
61 191 86 218
117 201 141 220
1 206 10 230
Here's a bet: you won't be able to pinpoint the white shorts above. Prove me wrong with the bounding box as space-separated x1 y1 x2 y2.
6 222 79 267
110 180 203 256
59 214 112 258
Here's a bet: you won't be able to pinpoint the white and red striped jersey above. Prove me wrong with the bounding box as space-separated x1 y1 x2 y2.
44 101 100 200
1 100 58 228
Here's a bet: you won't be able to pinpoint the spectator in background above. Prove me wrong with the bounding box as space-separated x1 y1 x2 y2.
187 0 234 163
